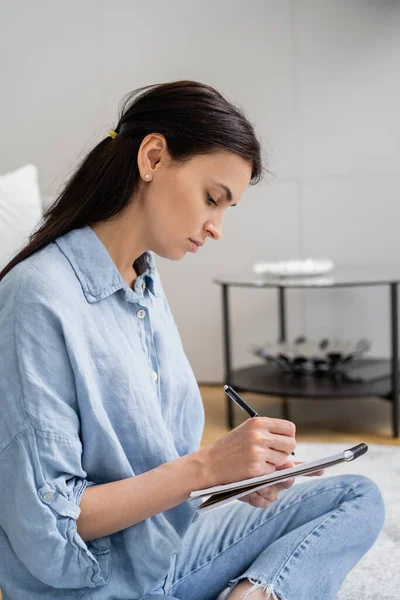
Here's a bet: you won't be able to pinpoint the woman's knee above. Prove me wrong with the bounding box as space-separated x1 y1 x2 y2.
343 474 385 543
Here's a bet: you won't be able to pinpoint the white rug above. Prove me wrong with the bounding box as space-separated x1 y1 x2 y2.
294 443 400 600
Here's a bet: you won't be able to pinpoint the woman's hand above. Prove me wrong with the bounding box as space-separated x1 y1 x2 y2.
239 477 296 508
239 459 325 509
197 417 297 488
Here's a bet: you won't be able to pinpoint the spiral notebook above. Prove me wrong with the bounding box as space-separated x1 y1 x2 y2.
190 443 368 514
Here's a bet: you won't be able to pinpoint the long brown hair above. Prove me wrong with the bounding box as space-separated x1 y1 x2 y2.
0 80 265 281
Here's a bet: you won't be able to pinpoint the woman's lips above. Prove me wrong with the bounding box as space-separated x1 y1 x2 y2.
189 239 199 253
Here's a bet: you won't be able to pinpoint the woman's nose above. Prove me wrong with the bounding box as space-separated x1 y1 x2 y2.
206 222 222 241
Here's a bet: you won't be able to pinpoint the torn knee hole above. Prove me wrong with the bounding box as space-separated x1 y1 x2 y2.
235 578 281 600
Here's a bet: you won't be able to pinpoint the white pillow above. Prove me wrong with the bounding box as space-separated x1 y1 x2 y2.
0 164 43 270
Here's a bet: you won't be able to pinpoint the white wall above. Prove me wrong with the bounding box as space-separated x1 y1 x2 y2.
1 0 399 385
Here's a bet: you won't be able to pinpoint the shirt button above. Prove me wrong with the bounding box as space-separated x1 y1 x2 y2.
151 371 158 381
43 492 54 502
136 309 146 319
142 282 146 292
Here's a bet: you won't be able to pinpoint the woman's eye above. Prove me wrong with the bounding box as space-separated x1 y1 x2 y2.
207 195 218 206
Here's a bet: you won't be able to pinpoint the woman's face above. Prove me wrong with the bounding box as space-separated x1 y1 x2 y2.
136 134 253 260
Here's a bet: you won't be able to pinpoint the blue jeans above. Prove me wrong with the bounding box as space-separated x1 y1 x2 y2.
143 474 385 600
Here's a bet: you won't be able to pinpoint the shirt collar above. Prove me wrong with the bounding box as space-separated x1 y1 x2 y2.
55 225 162 303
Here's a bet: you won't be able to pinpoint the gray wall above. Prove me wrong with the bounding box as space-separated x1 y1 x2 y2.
1 0 399 385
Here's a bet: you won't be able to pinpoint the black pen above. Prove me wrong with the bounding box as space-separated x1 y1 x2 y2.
223 385 295 456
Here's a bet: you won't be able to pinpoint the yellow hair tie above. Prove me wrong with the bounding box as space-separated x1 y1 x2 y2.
107 130 118 139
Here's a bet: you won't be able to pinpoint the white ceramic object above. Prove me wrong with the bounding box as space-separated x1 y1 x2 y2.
252 258 334 278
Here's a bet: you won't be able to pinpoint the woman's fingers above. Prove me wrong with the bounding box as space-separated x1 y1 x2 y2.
259 479 295 497
276 460 295 470
240 460 326 508
240 478 295 507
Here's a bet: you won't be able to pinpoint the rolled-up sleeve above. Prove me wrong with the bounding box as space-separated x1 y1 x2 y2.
0 283 111 589
0 429 110 588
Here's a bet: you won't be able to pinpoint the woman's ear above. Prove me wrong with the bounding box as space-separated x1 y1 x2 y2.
137 133 169 181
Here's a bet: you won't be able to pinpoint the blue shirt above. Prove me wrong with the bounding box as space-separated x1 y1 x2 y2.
0 225 205 599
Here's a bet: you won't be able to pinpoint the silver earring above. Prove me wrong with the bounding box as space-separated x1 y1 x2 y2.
145 174 150 180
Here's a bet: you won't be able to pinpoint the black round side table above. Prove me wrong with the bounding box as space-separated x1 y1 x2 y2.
214 267 400 438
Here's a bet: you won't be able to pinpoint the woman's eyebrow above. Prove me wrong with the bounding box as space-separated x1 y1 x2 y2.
216 183 237 206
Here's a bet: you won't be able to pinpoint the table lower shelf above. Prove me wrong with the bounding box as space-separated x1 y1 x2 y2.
230 359 398 400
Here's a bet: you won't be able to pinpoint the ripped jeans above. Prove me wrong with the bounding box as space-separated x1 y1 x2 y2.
143 474 385 600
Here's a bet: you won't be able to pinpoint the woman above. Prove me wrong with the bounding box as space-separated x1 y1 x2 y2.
0 80 384 600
